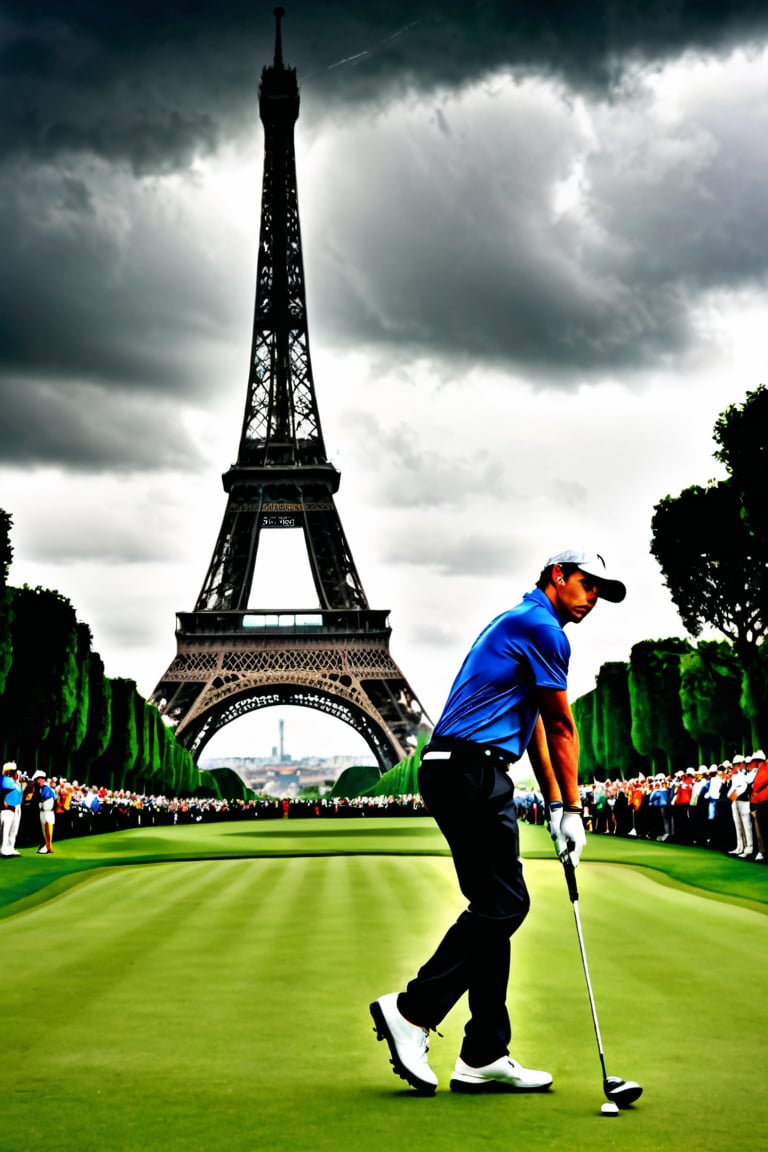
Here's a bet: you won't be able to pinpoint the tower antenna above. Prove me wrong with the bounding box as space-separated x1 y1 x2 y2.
274 7 285 68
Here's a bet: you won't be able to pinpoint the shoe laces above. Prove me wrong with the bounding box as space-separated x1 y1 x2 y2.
421 1025 443 1054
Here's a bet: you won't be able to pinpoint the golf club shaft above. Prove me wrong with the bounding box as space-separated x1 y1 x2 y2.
570 896 609 1083
561 853 608 1082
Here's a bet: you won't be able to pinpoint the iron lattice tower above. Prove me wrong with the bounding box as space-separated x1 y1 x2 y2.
151 9 429 767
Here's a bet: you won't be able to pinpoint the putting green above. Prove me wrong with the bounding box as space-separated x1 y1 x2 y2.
1 820 766 1151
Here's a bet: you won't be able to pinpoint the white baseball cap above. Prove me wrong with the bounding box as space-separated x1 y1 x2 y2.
545 549 626 603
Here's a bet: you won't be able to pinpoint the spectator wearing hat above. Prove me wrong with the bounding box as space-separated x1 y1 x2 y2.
671 770 694 844
31 770 56 854
648 774 672 841
702 764 726 849
747 751 767 862
626 775 649 837
55 777 75 838
727 756 754 858
1 761 23 857
611 779 627 835
689 767 710 846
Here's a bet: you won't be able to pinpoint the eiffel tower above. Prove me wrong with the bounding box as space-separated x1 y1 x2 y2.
150 8 429 769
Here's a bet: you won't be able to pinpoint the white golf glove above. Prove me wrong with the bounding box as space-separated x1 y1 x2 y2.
546 800 563 842
552 809 586 866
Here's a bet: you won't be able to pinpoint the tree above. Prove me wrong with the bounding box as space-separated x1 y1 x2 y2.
0 508 12 586
328 764 380 798
145 707 165 791
679 641 750 762
0 509 13 698
96 678 139 790
713 385 768 566
572 690 598 781
174 742 199 798
651 481 767 745
132 690 151 791
59 622 93 776
366 733 429 796
628 639 697 774
0 586 80 769
592 661 646 780
199 767 245 801
72 653 112 782
161 724 178 795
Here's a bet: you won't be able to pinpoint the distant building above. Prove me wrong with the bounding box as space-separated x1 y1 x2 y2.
199 753 376 798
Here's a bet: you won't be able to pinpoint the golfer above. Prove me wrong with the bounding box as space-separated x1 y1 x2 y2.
370 549 626 1094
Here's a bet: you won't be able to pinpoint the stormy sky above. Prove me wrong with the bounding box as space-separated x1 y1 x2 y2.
2 1 768 761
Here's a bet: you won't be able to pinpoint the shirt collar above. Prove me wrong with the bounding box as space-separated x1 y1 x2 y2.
523 586 563 625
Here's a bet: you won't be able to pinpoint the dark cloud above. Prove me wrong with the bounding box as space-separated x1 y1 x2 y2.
3 1 768 475
303 58 768 377
0 157 249 416
0 375 205 471
305 80 692 377
2 2 768 172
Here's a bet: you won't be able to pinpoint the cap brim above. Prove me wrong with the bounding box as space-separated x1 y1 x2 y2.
595 576 626 604
577 565 626 602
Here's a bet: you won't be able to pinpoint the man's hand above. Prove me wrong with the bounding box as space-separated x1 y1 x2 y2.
546 800 563 843
552 809 586 866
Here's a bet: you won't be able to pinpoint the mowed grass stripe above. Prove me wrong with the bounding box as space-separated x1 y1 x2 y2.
6 860 283 1074
10 859 238 1001
1 854 468 1150
3 846 767 1152
345 852 465 975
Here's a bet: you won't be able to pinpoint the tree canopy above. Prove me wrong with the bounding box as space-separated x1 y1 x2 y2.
0 508 12 587
652 481 765 646
714 385 768 567
628 638 697 774
679 641 749 763
0 509 12 695
651 384 768 745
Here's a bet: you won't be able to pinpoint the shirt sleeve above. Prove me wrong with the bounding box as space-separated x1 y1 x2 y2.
520 619 570 691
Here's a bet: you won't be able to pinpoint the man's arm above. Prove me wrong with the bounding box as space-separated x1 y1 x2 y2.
528 687 586 865
531 688 581 809
526 716 561 806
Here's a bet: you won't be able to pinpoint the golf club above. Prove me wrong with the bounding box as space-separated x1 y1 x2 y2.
560 851 643 1108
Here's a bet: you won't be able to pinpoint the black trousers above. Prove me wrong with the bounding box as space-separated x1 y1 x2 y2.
397 744 530 1067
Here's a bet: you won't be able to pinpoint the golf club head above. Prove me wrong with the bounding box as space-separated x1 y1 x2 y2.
604 1076 643 1107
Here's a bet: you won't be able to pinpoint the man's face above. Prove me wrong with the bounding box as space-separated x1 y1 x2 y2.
553 566 600 624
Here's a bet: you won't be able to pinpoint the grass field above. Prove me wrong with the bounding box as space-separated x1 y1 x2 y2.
1 818 766 1152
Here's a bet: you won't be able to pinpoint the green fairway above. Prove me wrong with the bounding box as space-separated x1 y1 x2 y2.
1 820 766 1152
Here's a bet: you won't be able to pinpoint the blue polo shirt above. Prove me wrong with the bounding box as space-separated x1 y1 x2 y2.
432 588 570 760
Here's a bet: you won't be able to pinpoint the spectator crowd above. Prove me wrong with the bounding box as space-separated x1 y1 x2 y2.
0 764 429 856
2 751 767 864
517 749 768 863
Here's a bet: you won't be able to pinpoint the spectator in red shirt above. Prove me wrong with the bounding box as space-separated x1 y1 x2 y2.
748 751 767 862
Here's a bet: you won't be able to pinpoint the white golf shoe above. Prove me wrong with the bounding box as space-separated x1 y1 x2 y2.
370 994 438 1094
450 1054 553 1093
